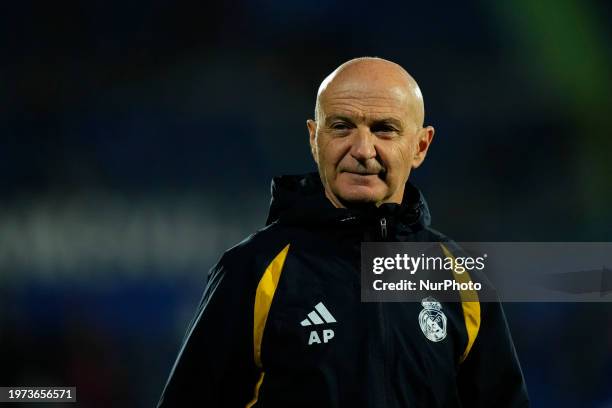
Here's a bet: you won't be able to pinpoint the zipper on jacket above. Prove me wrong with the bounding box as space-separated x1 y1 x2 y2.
379 217 387 240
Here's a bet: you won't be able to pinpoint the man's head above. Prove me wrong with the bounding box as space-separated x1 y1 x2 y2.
307 57 435 208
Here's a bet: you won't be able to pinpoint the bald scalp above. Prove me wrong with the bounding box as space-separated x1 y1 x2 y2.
314 57 425 129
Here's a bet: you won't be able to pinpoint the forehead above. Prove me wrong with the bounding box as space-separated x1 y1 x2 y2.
320 81 413 121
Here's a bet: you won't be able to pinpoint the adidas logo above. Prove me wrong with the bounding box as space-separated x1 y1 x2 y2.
300 302 337 345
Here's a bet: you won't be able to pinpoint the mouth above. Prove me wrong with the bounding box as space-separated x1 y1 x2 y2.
343 170 387 181
348 171 378 176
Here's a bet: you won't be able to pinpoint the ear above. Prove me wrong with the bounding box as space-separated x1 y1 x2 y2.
411 126 435 169
307 119 318 163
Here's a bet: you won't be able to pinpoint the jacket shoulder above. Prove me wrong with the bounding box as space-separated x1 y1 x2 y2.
214 221 293 274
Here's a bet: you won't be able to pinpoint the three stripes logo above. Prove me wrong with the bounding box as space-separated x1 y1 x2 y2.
300 302 337 345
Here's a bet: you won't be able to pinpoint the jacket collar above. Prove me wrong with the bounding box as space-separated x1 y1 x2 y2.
265 172 431 230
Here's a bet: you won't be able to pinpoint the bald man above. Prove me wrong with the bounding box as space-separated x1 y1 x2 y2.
307 57 433 208
158 58 529 407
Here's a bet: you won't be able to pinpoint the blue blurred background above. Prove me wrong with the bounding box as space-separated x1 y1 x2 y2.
1 1 611 406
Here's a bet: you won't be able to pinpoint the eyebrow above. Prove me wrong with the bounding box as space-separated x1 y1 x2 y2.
371 118 403 128
324 115 403 129
324 115 354 126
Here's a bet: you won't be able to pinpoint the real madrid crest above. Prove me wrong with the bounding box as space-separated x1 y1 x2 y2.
418 297 447 342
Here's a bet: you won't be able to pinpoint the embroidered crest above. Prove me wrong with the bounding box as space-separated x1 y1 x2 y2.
418 297 447 342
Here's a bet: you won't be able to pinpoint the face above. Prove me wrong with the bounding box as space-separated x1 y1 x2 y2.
307 78 434 208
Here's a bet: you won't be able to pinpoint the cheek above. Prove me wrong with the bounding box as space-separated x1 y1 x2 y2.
383 143 413 179
319 139 347 167
381 143 412 170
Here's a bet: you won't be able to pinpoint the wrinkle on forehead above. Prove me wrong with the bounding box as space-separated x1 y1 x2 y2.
325 95 408 124
315 57 425 127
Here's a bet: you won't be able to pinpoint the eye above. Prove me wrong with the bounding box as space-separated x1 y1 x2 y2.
330 121 351 130
371 123 399 134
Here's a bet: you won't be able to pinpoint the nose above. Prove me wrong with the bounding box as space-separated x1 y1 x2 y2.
350 126 376 161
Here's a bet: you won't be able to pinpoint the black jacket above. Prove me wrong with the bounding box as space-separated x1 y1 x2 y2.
158 173 529 407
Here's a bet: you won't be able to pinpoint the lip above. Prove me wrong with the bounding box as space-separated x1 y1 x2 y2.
342 171 379 176
341 171 387 183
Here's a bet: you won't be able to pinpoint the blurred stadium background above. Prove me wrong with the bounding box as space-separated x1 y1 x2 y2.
1 1 611 406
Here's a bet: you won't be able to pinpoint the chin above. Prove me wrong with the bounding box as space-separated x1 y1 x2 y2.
335 185 385 204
